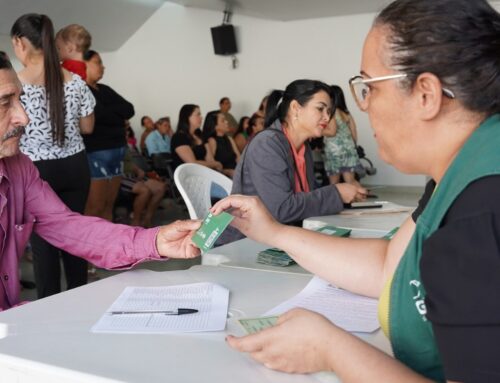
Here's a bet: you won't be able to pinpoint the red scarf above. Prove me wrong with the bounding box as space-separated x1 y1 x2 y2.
62 59 87 80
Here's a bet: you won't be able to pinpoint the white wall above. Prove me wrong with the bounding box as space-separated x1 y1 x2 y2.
101 2 426 186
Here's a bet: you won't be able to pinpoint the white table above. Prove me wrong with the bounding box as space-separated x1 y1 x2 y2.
203 228 389 274
303 202 413 231
0 266 390 383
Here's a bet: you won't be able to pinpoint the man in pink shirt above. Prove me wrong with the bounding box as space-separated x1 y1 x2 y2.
0 53 201 311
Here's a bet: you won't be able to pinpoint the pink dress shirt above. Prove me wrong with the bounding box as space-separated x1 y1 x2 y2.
0 153 161 311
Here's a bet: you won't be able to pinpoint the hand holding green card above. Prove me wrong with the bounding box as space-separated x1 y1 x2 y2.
238 316 279 334
191 212 234 253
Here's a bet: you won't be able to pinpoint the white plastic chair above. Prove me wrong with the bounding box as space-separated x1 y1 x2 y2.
174 163 233 219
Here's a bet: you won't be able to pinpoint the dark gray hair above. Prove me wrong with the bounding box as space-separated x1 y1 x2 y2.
375 0 500 115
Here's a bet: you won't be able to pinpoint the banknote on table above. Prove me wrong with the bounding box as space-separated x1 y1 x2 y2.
382 227 399 240
256 225 351 267
238 316 279 334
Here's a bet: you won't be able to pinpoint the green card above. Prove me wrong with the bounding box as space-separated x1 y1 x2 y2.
191 212 234 252
238 316 279 334
315 225 352 237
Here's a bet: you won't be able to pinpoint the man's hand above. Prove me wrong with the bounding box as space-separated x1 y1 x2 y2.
156 220 201 259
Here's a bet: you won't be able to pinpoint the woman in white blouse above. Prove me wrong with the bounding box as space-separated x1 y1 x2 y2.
11 13 96 299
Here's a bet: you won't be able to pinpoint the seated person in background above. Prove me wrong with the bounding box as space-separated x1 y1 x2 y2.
170 104 223 171
219 97 238 136
145 116 172 155
218 79 366 244
322 85 362 187
247 113 265 140
125 120 139 152
234 116 250 153
139 115 155 154
255 95 269 118
212 1 500 381
55 23 91 80
0 54 200 312
202 111 240 178
122 149 167 227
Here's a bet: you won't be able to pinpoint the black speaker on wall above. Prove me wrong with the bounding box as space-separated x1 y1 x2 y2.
211 24 238 55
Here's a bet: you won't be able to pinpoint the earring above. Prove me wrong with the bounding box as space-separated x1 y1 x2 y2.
294 114 298 120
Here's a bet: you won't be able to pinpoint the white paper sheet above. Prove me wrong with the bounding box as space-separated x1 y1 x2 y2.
91 282 229 334
265 276 380 333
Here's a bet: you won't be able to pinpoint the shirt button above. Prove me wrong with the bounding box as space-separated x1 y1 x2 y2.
3 275 8 281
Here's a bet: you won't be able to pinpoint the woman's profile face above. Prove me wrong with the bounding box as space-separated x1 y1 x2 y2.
360 26 420 172
86 53 105 82
189 107 203 130
216 113 229 133
242 117 250 131
253 117 264 134
295 90 332 139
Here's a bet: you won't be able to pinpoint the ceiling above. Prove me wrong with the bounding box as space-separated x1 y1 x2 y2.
168 0 390 21
1 0 499 52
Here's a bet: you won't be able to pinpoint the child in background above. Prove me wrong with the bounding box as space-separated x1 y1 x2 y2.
56 24 92 80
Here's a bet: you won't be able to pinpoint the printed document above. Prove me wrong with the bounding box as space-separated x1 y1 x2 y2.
265 276 379 332
91 283 229 334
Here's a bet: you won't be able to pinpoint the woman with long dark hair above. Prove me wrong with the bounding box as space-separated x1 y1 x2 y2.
11 13 95 298
202 111 240 178
234 116 250 153
170 104 222 171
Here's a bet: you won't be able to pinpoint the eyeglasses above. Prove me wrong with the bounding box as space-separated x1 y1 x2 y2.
349 73 455 111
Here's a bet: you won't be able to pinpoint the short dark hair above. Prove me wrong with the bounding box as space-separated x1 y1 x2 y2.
375 0 500 115
140 115 151 126
264 79 332 128
83 49 98 61
219 97 229 105
0 51 13 70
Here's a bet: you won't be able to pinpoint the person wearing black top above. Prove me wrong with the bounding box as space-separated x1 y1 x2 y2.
170 104 222 172
83 50 134 222
210 0 500 381
202 111 240 178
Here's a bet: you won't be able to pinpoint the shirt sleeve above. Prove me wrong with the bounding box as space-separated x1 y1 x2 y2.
420 176 500 382
171 133 191 151
243 132 343 224
77 77 96 118
20 154 162 269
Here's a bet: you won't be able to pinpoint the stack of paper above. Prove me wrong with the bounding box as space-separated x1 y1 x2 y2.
91 282 229 334
256 225 351 267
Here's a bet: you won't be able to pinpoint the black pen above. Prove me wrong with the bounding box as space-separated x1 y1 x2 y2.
109 308 198 315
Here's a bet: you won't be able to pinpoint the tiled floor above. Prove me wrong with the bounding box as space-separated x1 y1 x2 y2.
19 184 424 303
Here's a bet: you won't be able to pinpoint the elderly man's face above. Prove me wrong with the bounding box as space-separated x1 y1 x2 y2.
0 69 29 159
